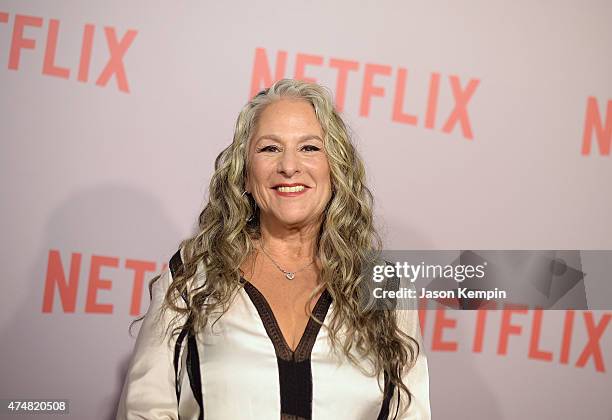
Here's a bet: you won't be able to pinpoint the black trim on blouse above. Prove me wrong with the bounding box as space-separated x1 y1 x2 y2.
170 249 204 420
243 281 332 420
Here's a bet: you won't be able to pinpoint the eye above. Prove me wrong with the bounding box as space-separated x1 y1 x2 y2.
300 144 321 152
257 145 281 153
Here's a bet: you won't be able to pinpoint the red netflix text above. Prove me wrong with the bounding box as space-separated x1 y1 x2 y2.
419 303 611 373
42 249 166 316
0 12 137 93
249 47 480 140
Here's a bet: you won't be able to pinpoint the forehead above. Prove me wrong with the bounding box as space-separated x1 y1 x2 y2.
254 99 323 136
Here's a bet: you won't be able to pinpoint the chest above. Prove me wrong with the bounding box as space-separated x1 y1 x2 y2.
193 288 385 420
245 268 322 352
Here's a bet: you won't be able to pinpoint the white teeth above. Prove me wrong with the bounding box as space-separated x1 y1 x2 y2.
277 185 305 193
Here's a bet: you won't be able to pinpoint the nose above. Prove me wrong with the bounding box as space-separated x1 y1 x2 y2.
277 148 301 177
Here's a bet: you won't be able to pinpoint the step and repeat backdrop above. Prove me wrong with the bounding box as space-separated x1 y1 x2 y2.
1 1 611 419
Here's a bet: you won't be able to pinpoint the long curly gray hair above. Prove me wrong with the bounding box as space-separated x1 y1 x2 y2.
148 78 419 413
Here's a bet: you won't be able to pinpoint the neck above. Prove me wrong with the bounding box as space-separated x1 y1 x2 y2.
257 217 321 261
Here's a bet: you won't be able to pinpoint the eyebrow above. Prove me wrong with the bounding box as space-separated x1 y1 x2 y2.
254 134 324 144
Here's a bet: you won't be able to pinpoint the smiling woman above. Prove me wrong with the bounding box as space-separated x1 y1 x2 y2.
116 79 431 420
247 99 332 232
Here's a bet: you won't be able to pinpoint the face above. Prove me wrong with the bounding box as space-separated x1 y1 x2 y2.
246 98 332 230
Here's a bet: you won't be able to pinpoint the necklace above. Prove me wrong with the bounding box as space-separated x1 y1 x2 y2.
259 245 315 280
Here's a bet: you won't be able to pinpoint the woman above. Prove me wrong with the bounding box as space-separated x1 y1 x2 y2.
117 79 430 419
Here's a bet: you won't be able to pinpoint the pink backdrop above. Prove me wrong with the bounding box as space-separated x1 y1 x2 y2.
1 1 611 419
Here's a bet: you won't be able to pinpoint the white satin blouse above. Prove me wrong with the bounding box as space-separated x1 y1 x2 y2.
116 253 431 420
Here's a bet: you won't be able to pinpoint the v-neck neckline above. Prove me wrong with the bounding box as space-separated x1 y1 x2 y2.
242 279 333 362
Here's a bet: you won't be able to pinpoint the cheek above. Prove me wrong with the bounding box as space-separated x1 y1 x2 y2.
247 159 267 189
247 161 276 205
312 159 332 187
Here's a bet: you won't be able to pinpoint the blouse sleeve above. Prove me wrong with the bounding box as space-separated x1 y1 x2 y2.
393 305 431 419
116 267 184 420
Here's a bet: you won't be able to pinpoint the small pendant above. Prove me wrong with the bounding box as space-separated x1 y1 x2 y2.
285 272 295 280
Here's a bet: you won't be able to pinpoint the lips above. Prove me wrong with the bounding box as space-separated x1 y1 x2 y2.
272 183 309 191
272 183 309 196
272 182 309 189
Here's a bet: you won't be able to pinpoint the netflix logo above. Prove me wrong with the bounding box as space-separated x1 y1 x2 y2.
42 249 166 316
0 12 137 93
249 47 481 140
419 306 610 373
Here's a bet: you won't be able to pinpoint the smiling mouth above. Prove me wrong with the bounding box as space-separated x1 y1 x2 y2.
272 184 309 196
275 185 306 193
